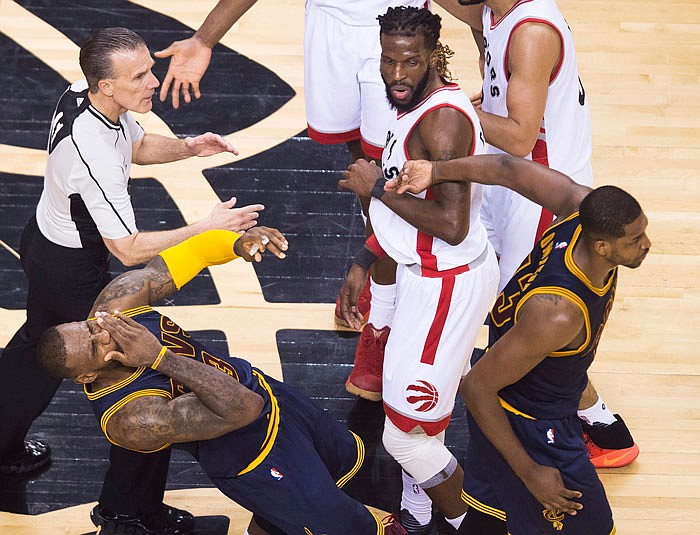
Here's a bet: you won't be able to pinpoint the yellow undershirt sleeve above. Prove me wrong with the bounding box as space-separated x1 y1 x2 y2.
159 230 241 289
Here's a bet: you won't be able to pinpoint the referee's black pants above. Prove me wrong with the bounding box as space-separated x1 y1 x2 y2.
0 216 170 518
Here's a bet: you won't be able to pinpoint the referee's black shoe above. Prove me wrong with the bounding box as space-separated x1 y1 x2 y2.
90 503 195 535
0 440 51 475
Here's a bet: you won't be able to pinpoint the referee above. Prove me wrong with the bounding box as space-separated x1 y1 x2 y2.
0 28 262 535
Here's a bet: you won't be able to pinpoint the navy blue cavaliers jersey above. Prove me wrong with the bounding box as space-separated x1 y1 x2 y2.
85 306 278 477
488 213 617 419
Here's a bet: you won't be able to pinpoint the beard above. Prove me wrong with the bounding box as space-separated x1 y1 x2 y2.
384 67 432 113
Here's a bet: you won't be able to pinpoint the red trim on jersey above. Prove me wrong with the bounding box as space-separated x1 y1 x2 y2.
384 402 452 436
420 275 455 365
489 0 535 29
402 103 477 163
532 138 555 241
420 262 471 278
504 18 565 84
365 234 386 258
532 137 549 166
396 81 461 120
307 124 361 145
361 138 384 160
416 188 438 272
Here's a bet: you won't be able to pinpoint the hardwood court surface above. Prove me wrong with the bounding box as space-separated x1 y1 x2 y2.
0 1 699 533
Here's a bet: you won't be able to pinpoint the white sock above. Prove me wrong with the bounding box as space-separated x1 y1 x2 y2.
401 471 433 526
445 511 467 530
367 279 396 329
578 395 617 425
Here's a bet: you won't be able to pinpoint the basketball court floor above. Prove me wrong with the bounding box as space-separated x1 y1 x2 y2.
0 1 698 533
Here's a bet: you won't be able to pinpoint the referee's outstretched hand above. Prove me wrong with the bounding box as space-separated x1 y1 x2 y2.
185 132 238 157
206 197 264 234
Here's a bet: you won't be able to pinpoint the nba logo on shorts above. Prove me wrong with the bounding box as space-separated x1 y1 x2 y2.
546 428 555 444
270 467 284 480
405 380 439 412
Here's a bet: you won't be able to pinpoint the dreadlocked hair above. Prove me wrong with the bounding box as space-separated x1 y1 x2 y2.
434 41 455 80
379 6 454 77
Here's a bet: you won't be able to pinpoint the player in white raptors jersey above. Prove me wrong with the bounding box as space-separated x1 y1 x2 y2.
477 0 593 291
339 8 499 534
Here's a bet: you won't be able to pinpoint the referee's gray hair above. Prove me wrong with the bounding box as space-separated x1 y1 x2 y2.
80 27 147 93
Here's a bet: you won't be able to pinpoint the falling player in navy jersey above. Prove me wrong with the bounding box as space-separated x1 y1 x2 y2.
391 154 650 534
36 226 402 535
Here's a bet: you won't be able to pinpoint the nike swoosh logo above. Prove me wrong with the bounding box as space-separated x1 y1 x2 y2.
602 449 636 467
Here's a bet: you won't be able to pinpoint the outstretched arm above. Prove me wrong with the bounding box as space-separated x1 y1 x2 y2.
97 312 264 451
91 226 288 315
103 197 264 266
461 294 585 515
131 132 238 165
155 0 259 108
394 154 590 218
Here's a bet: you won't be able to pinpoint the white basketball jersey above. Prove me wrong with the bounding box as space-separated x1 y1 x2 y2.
371 82 489 270
307 0 428 27
481 0 592 185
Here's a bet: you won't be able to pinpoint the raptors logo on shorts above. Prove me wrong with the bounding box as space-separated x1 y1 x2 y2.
405 380 439 412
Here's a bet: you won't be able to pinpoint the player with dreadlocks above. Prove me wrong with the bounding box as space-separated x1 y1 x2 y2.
338 6 500 534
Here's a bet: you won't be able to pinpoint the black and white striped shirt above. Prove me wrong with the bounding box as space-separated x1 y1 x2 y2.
36 80 144 249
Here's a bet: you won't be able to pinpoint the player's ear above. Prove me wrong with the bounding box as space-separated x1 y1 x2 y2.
74 371 98 385
593 238 612 258
428 47 439 68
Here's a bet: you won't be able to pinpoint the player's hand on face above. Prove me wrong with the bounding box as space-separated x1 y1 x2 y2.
522 464 583 516
207 197 264 233
339 263 368 330
388 160 434 194
338 159 382 197
96 311 163 368
185 132 239 157
234 226 288 262
155 37 212 109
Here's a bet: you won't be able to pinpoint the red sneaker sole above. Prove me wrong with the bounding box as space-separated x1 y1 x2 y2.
590 443 640 468
345 379 382 402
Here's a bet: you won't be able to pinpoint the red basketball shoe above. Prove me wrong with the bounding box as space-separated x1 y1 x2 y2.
345 323 389 401
582 414 640 468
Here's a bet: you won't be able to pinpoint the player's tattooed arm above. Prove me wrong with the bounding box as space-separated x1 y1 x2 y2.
90 256 176 316
99 312 264 451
